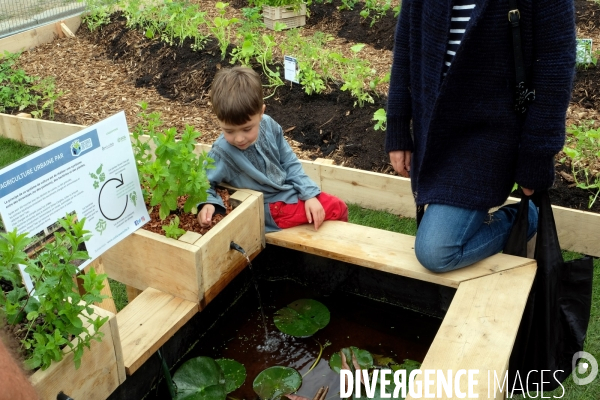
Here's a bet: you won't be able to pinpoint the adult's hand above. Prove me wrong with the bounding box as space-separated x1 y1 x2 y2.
389 150 411 178
522 187 534 196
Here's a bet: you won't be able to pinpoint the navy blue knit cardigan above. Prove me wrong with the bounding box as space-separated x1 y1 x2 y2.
385 0 576 210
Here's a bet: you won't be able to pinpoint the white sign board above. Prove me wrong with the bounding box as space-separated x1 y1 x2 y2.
576 38 594 64
0 112 149 289
284 55 299 83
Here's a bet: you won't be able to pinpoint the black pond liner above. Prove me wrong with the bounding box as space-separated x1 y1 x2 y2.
107 246 455 400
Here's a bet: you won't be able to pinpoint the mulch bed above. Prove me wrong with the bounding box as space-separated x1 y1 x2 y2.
7 0 600 213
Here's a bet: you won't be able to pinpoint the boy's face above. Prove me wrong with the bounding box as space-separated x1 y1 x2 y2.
220 105 265 150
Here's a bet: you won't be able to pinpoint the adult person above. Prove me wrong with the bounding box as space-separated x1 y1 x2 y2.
385 0 576 272
0 338 39 399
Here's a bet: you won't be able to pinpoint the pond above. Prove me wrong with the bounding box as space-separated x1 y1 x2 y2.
147 261 443 399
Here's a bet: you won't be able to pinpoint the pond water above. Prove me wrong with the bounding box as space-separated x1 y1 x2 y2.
152 277 443 399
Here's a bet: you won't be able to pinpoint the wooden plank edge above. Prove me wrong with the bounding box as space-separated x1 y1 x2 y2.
264 233 460 288
123 298 198 375
407 264 537 400
0 16 82 54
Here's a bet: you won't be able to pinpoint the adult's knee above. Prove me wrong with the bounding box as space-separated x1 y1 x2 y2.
414 235 459 273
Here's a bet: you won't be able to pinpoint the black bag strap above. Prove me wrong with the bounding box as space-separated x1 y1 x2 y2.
508 0 535 114
508 0 526 86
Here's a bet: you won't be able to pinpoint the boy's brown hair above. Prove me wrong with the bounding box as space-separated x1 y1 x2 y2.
210 66 264 125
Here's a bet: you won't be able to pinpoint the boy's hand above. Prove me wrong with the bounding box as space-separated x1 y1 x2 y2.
305 197 325 231
197 204 215 228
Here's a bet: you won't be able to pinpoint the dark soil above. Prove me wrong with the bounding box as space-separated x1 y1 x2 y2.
141 188 232 236
17 0 600 213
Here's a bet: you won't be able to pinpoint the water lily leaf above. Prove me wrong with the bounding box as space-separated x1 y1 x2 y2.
329 347 373 373
253 366 302 400
173 356 226 400
393 359 421 375
274 299 330 337
216 358 246 393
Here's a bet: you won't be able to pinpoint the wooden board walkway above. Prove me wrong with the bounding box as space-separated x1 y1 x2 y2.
266 221 536 288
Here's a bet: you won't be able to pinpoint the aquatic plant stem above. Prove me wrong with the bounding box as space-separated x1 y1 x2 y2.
303 338 324 378
157 349 176 399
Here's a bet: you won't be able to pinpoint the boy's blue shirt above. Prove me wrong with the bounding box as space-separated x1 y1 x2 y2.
201 114 321 232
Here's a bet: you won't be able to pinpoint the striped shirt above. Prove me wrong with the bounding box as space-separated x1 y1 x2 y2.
442 0 476 76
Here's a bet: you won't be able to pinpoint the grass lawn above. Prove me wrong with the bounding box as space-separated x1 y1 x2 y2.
0 137 598 398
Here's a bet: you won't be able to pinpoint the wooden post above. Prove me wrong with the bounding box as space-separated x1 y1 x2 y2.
60 22 76 38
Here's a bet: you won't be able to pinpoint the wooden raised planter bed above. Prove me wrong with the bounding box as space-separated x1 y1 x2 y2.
101 186 265 308
30 305 125 400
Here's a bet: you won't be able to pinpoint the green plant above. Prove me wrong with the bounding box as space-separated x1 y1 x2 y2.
0 215 108 371
209 2 240 59
131 102 214 221
257 32 286 95
162 216 186 239
172 356 246 399
0 51 63 118
273 299 330 337
339 44 376 107
563 121 600 208
360 0 393 27
253 366 302 399
338 0 358 11
373 108 387 131
79 0 115 31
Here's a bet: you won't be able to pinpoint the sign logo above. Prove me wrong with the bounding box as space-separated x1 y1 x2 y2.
572 351 598 385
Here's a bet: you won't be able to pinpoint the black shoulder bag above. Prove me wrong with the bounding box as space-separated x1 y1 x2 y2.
509 0 535 114
504 192 594 392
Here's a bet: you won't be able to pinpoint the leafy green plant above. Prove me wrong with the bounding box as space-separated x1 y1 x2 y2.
79 0 115 31
209 2 240 59
563 121 600 208
339 44 376 107
360 0 393 27
131 102 214 221
0 215 108 371
279 30 333 95
0 51 63 118
373 108 386 131
257 31 286 94
339 0 359 11
162 216 186 239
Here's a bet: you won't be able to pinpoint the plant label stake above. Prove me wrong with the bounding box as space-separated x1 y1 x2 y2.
284 55 300 84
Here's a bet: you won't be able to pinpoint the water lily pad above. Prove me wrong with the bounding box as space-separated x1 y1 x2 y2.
216 358 246 393
329 346 374 373
253 366 302 400
173 356 226 400
273 299 330 337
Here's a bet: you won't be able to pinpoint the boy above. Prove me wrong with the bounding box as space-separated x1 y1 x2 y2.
197 66 348 232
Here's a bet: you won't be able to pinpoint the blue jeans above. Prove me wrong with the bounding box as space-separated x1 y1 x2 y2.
415 201 538 273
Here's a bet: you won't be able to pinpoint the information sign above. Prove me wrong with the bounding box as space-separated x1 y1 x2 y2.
0 112 149 289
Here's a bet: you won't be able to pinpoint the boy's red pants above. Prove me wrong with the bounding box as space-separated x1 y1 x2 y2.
269 193 348 229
